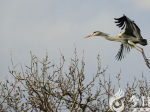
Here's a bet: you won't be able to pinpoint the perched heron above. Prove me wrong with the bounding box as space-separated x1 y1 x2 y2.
85 14 150 69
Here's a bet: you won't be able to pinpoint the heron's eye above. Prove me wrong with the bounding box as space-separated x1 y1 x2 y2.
93 31 98 34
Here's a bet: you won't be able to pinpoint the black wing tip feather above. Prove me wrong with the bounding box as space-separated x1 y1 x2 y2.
115 44 131 61
114 15 128 30
115 44 124 61
114 14 126 20
115 14 142 39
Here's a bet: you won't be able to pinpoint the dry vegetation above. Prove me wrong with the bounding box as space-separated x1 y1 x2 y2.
0 49 150 112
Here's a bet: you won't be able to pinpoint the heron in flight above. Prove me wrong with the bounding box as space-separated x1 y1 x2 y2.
85 14 150 69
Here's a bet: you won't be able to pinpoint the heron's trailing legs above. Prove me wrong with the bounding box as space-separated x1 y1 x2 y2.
128 40 150 69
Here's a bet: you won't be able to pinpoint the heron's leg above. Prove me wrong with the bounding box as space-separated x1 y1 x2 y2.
128 41 150 69
132 46 142 53
128 40 143 53
128 40 143 50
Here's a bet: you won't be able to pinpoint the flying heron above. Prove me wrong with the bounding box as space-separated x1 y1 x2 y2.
85 14 150 69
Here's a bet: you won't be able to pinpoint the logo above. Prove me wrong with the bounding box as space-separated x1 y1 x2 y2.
129 95 139 107
129 95 150 111
109 88 124 112
109 89 150 112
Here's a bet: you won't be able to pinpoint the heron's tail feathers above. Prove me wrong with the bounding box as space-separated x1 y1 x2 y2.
140 39 147 46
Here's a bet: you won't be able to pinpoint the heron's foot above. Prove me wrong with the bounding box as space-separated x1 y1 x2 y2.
141 50 150 69
145 58 150 69
143 54 150 69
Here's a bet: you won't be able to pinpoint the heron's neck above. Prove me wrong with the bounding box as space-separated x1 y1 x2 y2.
104 36 117 41
99 33 118 41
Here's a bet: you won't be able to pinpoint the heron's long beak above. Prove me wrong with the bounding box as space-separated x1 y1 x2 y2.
84 34 92 38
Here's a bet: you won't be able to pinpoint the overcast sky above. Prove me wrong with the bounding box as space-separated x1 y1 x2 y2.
1 0 150 90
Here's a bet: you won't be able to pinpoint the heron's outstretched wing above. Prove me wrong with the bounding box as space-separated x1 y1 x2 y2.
114 14 142 39
115 44 131 61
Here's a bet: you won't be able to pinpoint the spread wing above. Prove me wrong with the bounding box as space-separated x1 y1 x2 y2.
114 14 142 39
115 44 131 61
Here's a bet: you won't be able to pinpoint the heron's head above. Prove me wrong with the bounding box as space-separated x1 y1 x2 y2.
84 31 107 38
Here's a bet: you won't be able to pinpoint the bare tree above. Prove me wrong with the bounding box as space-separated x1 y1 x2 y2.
0 49 150 112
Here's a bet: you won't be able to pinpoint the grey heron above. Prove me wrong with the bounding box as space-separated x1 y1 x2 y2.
85 14 150 69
